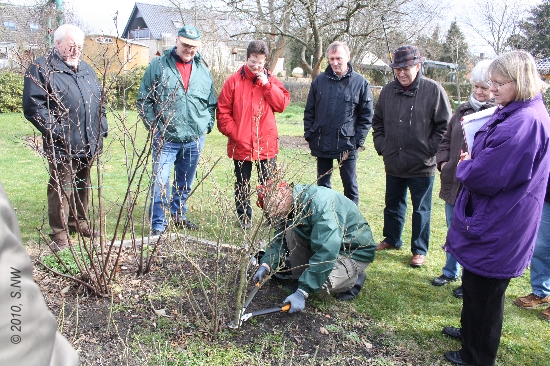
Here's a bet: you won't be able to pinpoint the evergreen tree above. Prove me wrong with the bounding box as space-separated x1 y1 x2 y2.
440 21 468 64
508 0 550 58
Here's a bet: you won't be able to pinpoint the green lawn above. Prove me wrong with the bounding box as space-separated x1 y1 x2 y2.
0 106 548 365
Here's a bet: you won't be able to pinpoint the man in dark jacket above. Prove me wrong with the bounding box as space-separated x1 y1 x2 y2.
303 41 373 205
23 24 108 251
372 45 451 267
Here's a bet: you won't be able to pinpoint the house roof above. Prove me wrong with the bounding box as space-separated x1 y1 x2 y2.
536 58 550 74
122 2 191 40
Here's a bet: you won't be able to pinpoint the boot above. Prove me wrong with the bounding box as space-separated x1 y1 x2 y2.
336 271 366 301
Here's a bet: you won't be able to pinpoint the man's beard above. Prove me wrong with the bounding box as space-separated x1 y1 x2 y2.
64 58 79 68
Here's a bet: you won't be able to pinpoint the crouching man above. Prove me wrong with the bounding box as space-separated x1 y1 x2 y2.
253 182 376 313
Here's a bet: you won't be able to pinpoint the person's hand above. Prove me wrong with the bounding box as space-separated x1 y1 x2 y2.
284 289 308 313
458 150 471 163
256 72 268 86
253 264 269 283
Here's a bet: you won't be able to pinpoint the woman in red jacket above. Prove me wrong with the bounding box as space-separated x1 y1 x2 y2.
217 40 290 228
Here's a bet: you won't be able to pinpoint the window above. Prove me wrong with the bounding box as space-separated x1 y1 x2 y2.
3 21 16 30
95 37 113 44
130 28 150 40
29 23 40 32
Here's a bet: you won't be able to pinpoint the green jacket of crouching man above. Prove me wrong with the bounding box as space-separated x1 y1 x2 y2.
256 184 376 312
0 182 79 365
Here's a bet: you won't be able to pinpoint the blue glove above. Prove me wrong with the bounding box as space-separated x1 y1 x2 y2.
253 265 269 283
284 289 308 313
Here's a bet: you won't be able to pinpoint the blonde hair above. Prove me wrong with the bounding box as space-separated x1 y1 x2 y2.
488 50 548 101
326 41 350 58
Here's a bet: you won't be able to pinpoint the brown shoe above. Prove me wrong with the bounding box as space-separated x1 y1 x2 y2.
70 226 99 238
376 241 399 251
542 306 550 322
50 239 71 252
514 293 550 309
409 254 426 267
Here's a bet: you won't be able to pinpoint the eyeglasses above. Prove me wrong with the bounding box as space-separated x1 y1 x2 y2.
66 43 83 53
487 79 515 89
177 39 197 49
247 58 266 66
394 65 416 74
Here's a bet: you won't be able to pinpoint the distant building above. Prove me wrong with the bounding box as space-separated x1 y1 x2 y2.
0 2 54 69
536 58 550 82
121 2 189 61
83 35 149 75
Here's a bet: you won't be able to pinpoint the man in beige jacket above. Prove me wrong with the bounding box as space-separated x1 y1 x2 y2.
0 182 79 365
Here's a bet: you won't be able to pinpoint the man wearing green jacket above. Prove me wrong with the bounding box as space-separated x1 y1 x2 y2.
137 25 217 234
253 183 376 312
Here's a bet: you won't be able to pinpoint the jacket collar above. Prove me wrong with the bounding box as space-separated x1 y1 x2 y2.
239 64 271 83
167 47 202 65
47 49 79 74
324 63 353 80
488 94 544 127
393 68 423 95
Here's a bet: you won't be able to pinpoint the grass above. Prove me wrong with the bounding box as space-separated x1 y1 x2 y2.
1 104 549 365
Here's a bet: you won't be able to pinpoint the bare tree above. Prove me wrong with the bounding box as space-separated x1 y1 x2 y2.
460 0 526 55
219 0 446 78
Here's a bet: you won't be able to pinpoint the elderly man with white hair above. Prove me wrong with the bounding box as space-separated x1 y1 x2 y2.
23 24 108 251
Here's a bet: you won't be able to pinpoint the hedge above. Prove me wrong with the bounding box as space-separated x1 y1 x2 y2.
0 71 24 113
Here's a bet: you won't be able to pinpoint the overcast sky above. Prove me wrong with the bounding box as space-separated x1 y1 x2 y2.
9 0 547 57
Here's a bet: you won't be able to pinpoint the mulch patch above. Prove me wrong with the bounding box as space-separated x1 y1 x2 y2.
29 236 424 365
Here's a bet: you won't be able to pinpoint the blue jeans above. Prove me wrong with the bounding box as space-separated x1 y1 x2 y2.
531 201 550 298
442 202 461 279
382 175 434 255
316 150 359 205
149 134 205 231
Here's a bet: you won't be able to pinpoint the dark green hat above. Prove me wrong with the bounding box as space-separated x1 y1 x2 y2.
177 25 201 47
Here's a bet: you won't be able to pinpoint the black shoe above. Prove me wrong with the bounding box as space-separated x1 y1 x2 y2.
273 272 294 280
150 229 164 236
453 286 463 298
173 217 199 231
336 271 367 301
282 279 299 292
444 351 471 365
240 219 252 230
442 326 462 340
432 274 458 286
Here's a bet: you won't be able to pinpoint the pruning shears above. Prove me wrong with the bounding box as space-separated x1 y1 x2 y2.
228 280 291 329
240 303 291 322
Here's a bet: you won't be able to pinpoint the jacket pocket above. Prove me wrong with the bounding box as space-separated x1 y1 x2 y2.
344 94 359 116
337 121 356 151
308 125 322 149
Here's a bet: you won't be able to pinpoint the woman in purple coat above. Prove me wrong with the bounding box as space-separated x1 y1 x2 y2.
442 51 550 366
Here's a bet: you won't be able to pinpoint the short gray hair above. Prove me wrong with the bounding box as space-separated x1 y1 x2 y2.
53 24 85 45
470 59 493 86
326 41 350 58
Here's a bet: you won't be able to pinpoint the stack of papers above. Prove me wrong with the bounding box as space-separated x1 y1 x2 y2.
461 107 497 153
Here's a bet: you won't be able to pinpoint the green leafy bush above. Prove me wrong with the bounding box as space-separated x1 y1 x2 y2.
0 71 24 113
41 247 91 275
105 66 147 111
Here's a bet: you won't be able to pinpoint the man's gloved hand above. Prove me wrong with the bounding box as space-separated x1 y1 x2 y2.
284 289 308 313
253 264 269 283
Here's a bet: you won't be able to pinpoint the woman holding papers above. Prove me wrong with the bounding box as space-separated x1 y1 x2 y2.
442 51 550 366
432 60 495 297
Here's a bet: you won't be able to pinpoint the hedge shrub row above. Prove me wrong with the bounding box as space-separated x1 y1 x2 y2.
0 71 24 113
